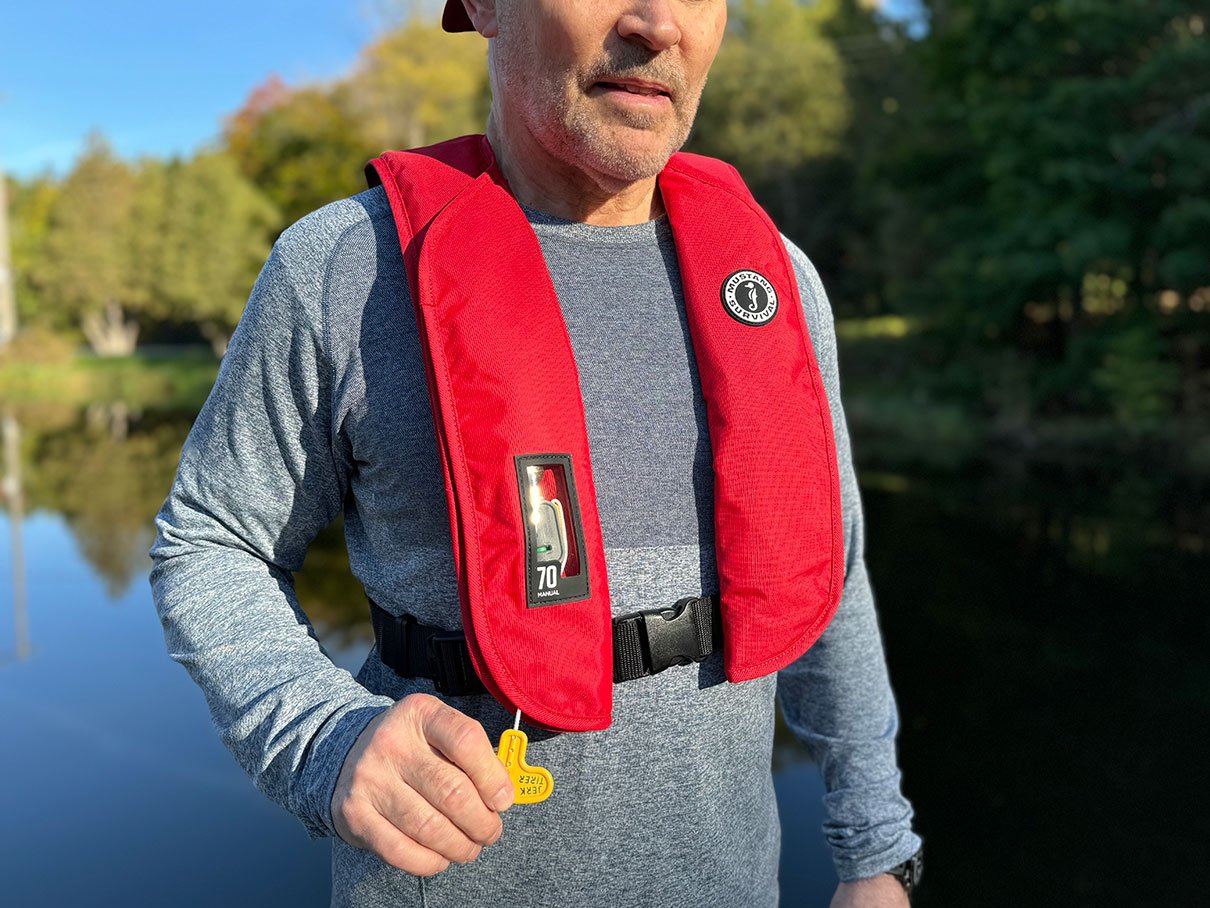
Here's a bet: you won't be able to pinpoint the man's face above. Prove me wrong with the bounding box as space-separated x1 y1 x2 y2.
490 0 727 182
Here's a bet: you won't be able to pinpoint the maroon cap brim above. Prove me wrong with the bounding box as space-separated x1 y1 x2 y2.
442 0 474 32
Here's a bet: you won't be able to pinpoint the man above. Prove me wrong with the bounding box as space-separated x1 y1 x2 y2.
149 1 923 905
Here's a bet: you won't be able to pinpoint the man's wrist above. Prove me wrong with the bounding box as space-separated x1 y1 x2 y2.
302 700 394 839
831 874 911 908
884 844 924 896
833 842 923 908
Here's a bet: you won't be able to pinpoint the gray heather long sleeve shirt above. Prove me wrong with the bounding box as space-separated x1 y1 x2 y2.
149 184 920 907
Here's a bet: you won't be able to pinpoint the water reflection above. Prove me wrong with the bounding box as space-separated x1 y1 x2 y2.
41 404 180 596
861 459 1210 907
1 410 30 663
1 402 380 644
1 403 1206 906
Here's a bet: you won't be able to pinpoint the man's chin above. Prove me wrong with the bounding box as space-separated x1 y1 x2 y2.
568 125 686 184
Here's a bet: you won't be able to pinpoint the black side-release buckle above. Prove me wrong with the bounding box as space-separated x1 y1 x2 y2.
612 594 720 681
644 597 707 673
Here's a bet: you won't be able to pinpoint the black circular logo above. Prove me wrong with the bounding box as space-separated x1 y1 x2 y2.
721 270 778 326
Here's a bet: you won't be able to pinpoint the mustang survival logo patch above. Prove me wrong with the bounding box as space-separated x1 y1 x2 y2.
721 270 778 326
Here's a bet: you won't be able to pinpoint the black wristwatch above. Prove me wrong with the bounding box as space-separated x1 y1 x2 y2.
886 846 924 897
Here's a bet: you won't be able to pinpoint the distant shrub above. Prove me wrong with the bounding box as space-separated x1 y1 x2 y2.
0 326 77 365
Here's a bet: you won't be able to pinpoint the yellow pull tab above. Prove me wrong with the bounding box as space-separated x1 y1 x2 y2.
496 713 553 804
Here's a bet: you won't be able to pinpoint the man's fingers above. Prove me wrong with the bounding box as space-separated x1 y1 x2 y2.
331 695 510 873
399 747 508 846
350 808 453 877
421 701 515 813
370 766 497 861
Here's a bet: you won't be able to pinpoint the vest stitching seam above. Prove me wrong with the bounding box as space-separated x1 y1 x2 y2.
320 216 390 486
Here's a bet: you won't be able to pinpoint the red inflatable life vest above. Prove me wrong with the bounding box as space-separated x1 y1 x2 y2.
365 135 844 733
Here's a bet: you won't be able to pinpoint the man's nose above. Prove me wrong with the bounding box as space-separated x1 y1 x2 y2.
616 0 682 52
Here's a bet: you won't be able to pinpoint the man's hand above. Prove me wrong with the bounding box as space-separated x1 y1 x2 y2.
830 874 910 908
331 693 516 876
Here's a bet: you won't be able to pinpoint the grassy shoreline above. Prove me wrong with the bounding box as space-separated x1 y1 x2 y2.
0 347 220 411
2 343 1204 475
844 388 1210 476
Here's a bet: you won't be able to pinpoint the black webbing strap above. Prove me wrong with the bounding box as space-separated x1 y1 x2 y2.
369 602 487 696
369 595 722 696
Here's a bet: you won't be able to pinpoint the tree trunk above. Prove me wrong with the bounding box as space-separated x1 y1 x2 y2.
81 300 139 357
199 321 231 358
0 167 17 350
85 400 133 442
1 409 31 661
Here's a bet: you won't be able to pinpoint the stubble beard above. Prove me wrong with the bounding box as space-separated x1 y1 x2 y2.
560 83 703 183
491 18 705 183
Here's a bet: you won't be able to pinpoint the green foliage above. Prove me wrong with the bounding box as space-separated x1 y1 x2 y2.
6 174 60 327
223 80 376 230
14 137 277 356
693 0 850 183
221 18 487 232
0 350 217 411
815 1 926 315
877 0 1210 423
689 0 850 265
0 324 75 364
691 0 918 314
37 133 143 354
350 18 489 151
1090 321 1181 428
147 151 279 351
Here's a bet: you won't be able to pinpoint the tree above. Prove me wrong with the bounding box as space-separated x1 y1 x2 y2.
884 1 1210 421
691 0 851 185
688 0 861 298
814 0 925 315
147 151 278 355
222 81 373 230
5 174 60 329
38 133 143 356
222 17 489 235
346 17 489 152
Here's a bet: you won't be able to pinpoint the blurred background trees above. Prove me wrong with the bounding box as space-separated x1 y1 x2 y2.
5 13 486 358
220 18 487 228
2 0 1208 448
876 0 1210 432
37 134 143 355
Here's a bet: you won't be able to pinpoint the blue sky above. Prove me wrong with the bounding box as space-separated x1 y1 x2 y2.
0 0 390 179
1 0 923 181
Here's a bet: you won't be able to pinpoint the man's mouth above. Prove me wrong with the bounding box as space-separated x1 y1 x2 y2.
591 79 672 101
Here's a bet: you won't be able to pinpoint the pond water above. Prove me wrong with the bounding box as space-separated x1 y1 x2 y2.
0 404 1205 907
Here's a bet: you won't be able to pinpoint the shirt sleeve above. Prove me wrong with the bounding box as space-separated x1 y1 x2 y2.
147 225 395 841
776 237 923 881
